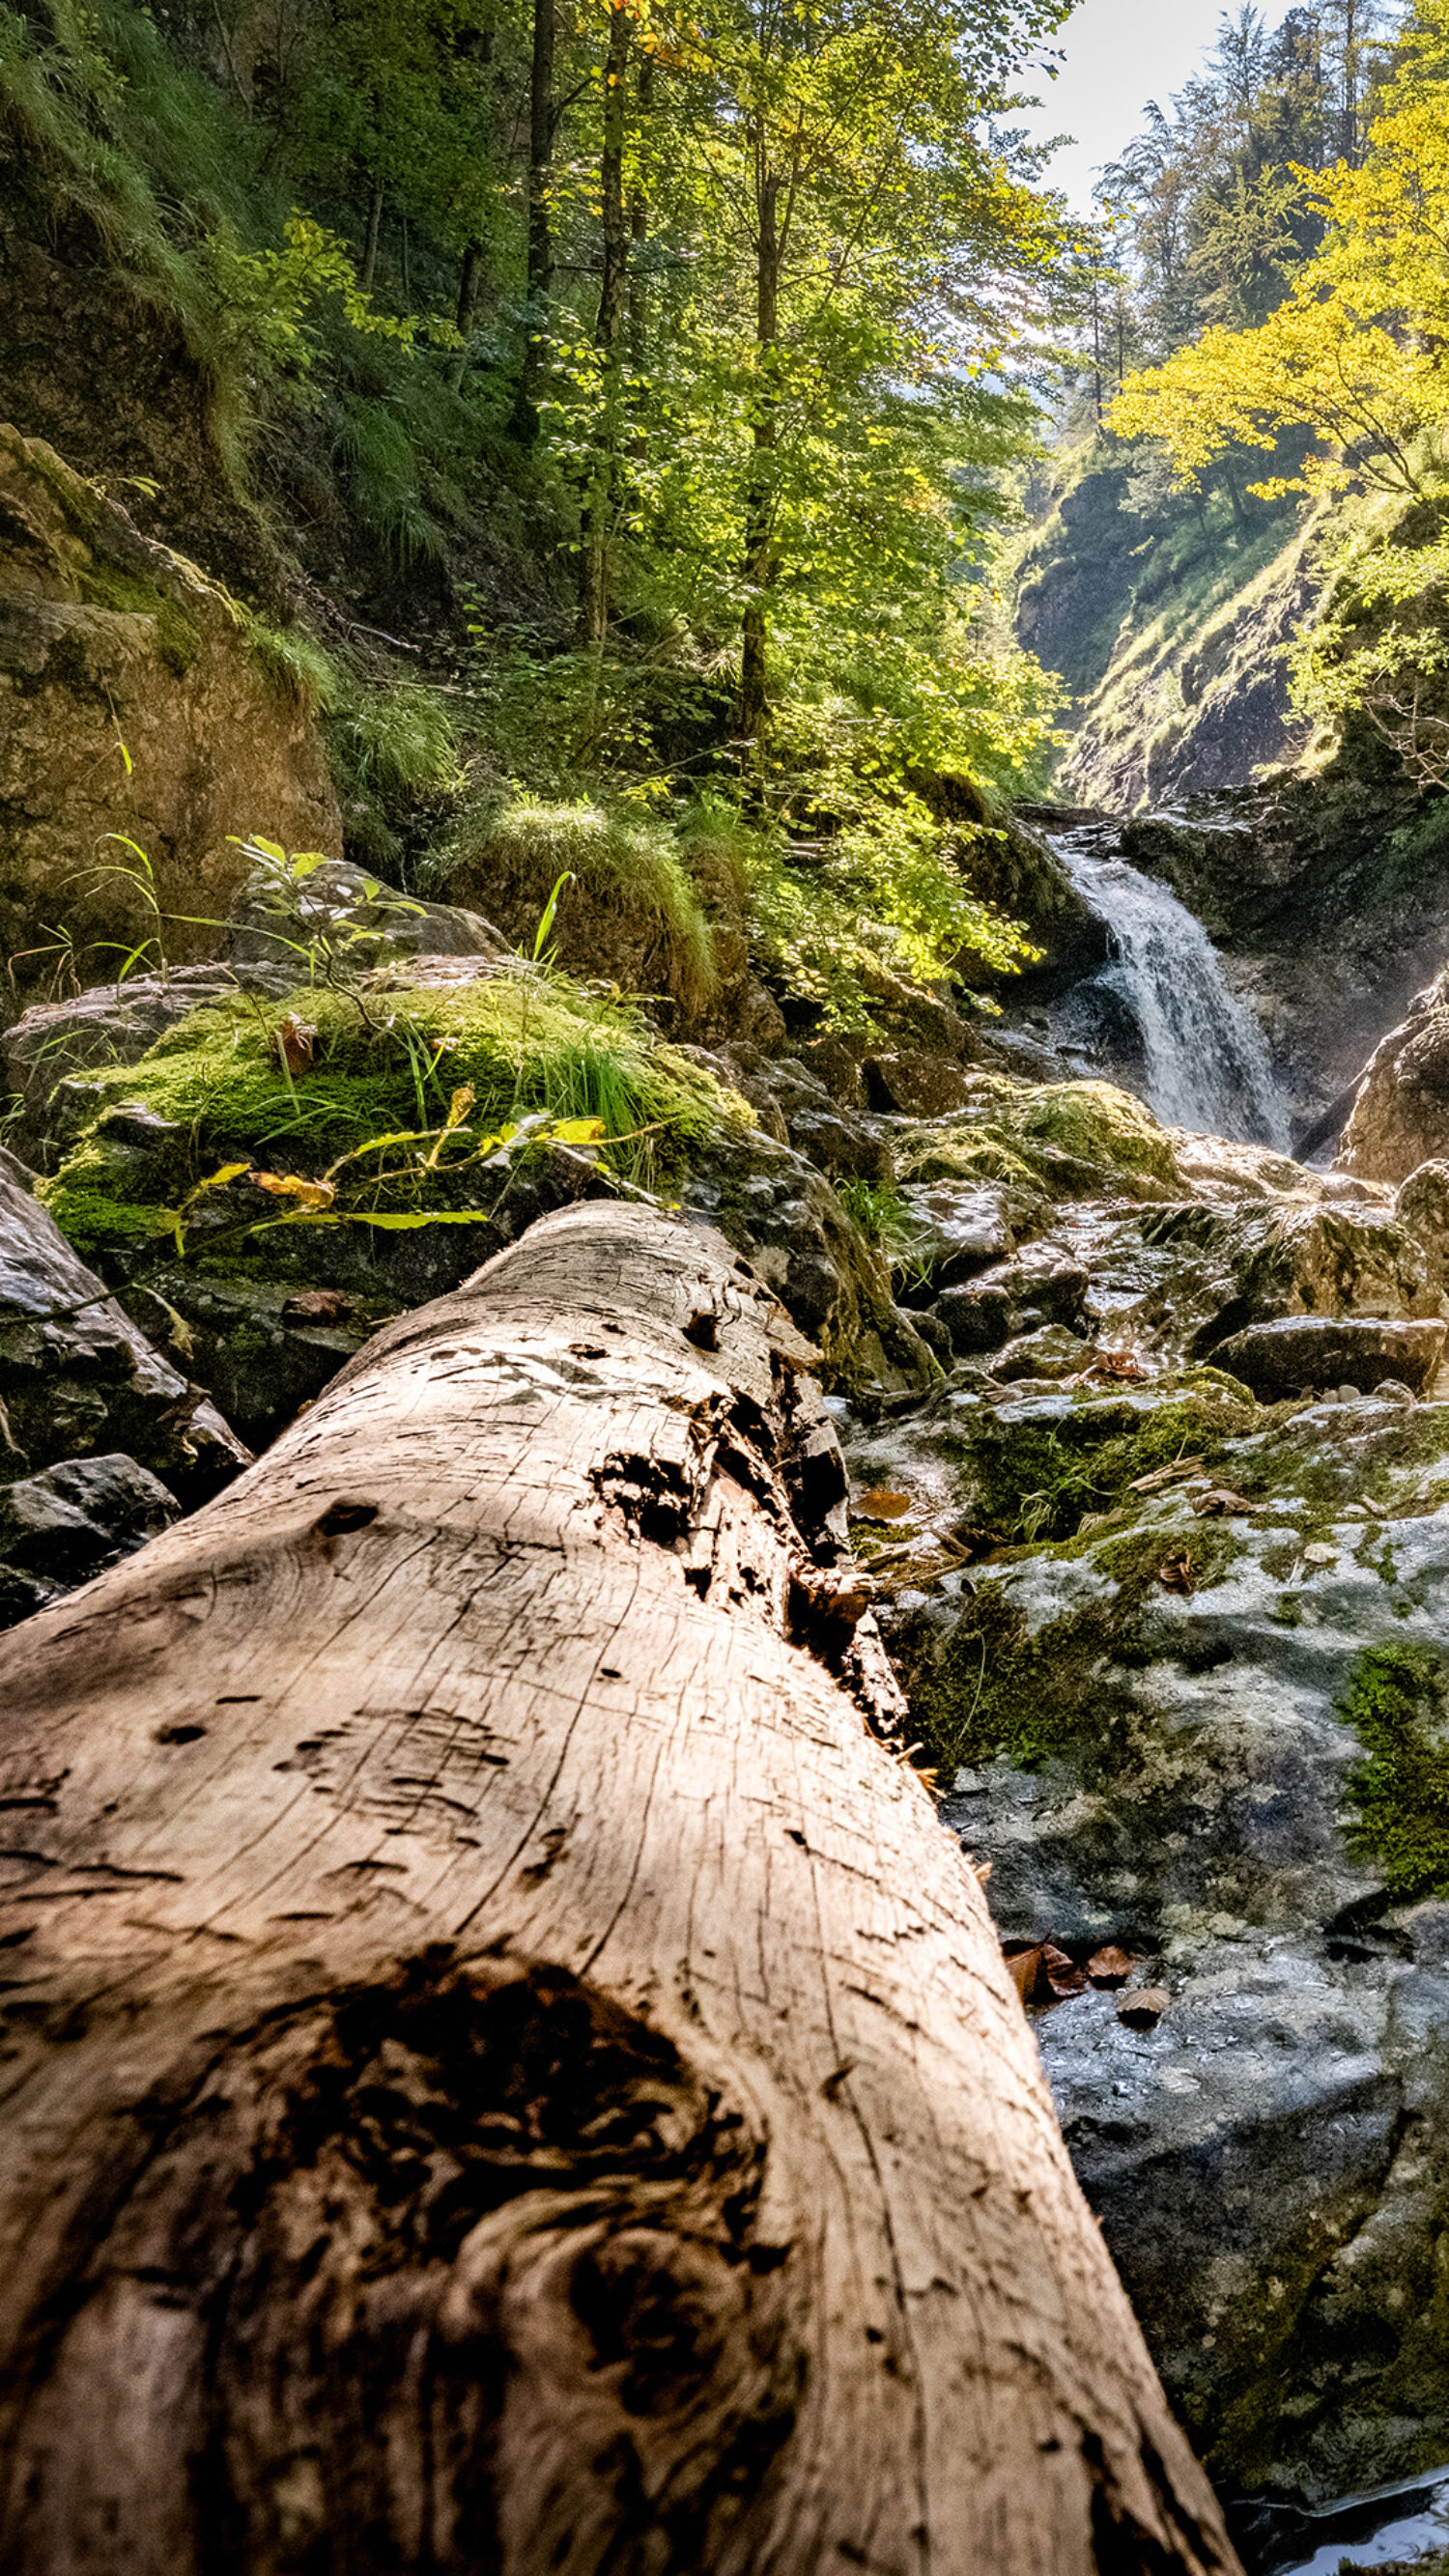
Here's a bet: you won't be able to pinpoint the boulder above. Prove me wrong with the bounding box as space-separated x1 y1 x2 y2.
1397 1159 1449 1290
862 1050 980 1118
679 1128 936 1396
1214 1315 1446 1401
226 857 504 971
3 965 294 1168
0 1166 249 1505
0 1451 178 1628
934 1244 1091 1356
0 423 339 986
1340 988 1449 1185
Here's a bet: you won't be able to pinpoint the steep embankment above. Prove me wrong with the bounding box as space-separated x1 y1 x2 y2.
1015 443 1315 811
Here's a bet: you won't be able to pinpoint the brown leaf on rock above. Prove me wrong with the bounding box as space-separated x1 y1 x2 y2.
1192 1487 1264 1518
1117 1987 1170 2030
1157 1550 1195 1594
1004 1939 1084 2005
283 1288 354 1323
853 1488 913 1520
1087 1945 1135 1988
1091 1347 1150 1383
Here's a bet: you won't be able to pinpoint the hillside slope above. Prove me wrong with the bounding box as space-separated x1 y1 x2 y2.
1015 443 1316 810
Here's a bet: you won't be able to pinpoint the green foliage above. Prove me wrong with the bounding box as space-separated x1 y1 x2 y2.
327 688 459 802
242 617 344 715
1340 1642 1449 1898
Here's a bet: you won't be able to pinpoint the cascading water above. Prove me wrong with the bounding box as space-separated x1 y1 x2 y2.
1042 824 1290 1149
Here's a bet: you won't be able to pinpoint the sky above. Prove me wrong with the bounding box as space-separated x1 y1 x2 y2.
1018 0 1298 212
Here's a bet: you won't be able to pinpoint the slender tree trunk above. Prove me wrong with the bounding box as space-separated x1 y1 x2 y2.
0 1203 1242 2576
361 173 384 292
451 240 484 388
512 0 556 442
627 55 653 461
738 158 781 745
580 0 633 645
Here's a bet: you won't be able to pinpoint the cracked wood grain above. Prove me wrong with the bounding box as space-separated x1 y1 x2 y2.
0 1202 1241 2576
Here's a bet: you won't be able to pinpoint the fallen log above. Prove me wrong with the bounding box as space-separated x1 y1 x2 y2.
0 1201 1241 2576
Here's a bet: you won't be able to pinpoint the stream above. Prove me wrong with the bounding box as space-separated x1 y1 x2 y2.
1039 822 1290 1149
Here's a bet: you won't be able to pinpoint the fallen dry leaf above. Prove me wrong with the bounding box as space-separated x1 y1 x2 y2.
1116 1987 1170 2030
1005 1939 1085 2005
283 1288 354 1322
1087 1944 1135 1988
252 1172 336 1212
271 1012 318 1075
852 1487 913 1520
1091 1348 1150 1382
1192 1487 1264 1517
1157 1550 1195 1595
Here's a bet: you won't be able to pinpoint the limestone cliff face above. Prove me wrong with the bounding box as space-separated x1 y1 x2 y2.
1015 448 1315 812
0 424 340 985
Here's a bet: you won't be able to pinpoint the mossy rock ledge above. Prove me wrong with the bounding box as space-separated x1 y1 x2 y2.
852 1365 1449 2509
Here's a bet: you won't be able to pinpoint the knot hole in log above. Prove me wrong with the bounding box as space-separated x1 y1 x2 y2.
4 1955 805 2576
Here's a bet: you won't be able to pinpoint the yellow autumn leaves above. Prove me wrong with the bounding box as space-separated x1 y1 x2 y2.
1110 2 1449 501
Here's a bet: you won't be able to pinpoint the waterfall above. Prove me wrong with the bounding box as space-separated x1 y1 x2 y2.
1044 825 1290 1150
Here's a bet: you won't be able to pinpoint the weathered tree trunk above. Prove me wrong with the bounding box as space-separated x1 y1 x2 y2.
512 0 556 442
737 160 781 745
0 1203 1240 2576
579 0 634 645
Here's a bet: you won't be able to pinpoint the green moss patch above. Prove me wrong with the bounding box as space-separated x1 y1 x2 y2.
901 1078 1180 1201
1340 1643 1449 1899
963 1383 1260 1544
42 969 747 1264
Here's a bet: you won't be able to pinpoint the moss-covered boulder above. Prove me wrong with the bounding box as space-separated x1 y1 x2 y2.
0 424 339 983
901 1077 1184 1201
32 962 753 1434
438 796 722 1031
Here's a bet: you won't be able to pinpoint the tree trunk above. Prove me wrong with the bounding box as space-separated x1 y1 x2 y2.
737 160 781 745
0 1202 1241 2576
513 0 556 442
452 240 484 389
579 0 633 645
361 174 384 293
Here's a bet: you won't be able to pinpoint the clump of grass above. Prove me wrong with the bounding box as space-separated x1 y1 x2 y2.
440 796 717 1016
328 689 459 803
42 967 751 1259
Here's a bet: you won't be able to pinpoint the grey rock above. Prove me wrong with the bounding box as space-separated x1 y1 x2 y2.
227 856 502 969
934 1244 1090 1355
1215 1314 1446 1400
0 1450 178 1624
0 1170 249 1504
679 1128 936 1396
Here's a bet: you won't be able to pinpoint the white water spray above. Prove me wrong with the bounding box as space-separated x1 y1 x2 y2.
1045 827 1289 1149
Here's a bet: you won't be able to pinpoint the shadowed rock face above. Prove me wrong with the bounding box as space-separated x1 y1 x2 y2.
1341 994 1449 1185
0 422 340 988
1213 1315 1447 1400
